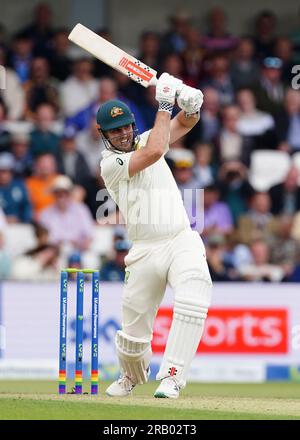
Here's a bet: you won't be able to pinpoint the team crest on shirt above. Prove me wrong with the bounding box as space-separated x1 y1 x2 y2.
111 107 124 118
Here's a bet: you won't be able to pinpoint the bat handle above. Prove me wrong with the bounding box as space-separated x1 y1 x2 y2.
149 76 157 87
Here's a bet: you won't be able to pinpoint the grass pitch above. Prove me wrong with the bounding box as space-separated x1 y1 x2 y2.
0 381 300 420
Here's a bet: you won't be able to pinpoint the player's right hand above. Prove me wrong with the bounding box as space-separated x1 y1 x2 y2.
155 72 182 105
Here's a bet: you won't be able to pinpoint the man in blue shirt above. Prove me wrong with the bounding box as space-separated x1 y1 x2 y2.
100 239 131 282
0 153 32 223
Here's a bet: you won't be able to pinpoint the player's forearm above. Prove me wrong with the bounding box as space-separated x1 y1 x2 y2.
174 110 200 129
145 111 171 156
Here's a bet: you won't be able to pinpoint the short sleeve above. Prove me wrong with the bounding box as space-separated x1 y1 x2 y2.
137 129 170 152
101 151 134 187
137 130 151 148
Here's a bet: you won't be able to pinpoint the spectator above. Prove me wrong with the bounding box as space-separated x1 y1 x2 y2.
23 57 60 118
0 231 12 279
77 120 104 177
112 70 142 105
11 244 59 281
239 239 285 281
269 167 300 215
26 153 57 218
0 152 32 223
274 88 300 152
0 101 11 152
236 88 275 148
253 11 277 60
186 87 221 147
160 8 191 55
268 215 300 280
274 37 296 85
67 250 82 272
202 7 239 54
181 27 204 87
29 103 60 157
252 57 285 115
0 46 25 120
291 8 300 61
93 28 114 78
7 32 33 83
161 53 187 84
230 37 260 89
201 53 235 105
100 239 131 282
138 31 161 73
202 184 234 238
49 29 72 81
167 149 199 193
223 231 253 274
56 125 93 192
237 88 274 134
218 105 253 165
39 175 94 251
19 3 54 58
94 77 146 133
60 58 98 121
193 142 217 188
167 149 200 226
292 210 300 241
0 206 6 230
206 234 237 281
237 191 278 244
219 160 254 223
138 86 158 130
10 132 33 177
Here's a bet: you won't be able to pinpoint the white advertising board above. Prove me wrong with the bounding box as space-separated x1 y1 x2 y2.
0 282 299 382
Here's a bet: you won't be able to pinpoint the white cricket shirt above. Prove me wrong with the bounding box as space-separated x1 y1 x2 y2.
100 131 190 242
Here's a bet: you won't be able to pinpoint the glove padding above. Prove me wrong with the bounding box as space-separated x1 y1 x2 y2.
155 72 183 105
177 85 203 114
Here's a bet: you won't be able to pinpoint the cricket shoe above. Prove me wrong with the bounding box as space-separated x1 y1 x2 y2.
106 375 136 397
154 377 181 399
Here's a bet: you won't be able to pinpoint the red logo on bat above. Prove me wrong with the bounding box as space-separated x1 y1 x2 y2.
119 57 153 83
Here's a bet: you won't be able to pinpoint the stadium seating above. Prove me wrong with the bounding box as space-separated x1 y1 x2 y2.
249 150 291 191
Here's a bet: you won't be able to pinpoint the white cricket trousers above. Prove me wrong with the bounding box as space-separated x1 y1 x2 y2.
121 228 212 340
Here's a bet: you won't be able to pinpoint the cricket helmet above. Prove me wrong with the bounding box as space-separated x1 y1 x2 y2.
96 99 135 131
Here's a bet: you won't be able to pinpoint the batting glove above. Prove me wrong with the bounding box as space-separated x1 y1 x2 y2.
177 85 203 116
156 72 183 114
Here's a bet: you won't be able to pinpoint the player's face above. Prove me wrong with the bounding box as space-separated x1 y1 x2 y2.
105 124 134 152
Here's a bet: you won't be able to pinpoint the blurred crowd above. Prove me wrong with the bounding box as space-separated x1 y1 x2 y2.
1 3 300 282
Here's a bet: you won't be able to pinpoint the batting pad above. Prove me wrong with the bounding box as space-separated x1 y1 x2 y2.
115 330 152 384
156 279 212 387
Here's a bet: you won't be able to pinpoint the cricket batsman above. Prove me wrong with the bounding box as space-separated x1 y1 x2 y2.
97 73 212 399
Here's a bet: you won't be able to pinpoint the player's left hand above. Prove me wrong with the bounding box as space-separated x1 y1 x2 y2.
177 85 203 114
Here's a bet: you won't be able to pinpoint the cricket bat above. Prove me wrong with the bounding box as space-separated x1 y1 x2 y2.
68 23 157 88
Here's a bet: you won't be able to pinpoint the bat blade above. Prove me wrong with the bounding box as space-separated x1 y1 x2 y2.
68 23 157 88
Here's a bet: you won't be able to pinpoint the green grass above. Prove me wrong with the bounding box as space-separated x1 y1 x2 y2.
0 381 300 420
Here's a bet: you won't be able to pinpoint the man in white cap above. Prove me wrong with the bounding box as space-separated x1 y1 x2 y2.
97 73 212 399
39 175 93 251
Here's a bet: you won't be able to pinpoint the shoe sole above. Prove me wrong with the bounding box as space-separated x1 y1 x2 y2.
154 392 178 399
154 392 167 398
106 391 132 397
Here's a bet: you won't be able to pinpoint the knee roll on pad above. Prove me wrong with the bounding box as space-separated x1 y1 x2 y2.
174 278 212 310
115 330 152 385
